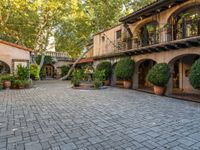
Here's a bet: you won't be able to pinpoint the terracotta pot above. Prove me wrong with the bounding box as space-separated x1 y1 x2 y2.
154 86 166 96
123 81 132 89
104 80 110 86
3 80 11 89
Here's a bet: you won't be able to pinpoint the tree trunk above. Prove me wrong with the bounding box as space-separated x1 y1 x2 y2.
60 46 92 80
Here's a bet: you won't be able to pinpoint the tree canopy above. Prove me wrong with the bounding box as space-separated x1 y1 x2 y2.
0 0 154 58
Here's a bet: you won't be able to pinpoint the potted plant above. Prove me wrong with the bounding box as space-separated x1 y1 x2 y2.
24 79 32 89
1 75 12 89
147 63 171 95
189 58 200 90
14 80 23 89
93 70 105 89
71 70 82 87
96 62 112 86
115 58 135 89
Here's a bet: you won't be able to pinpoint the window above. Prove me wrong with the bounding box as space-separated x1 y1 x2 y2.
172 6 200 40
116 30 122 39
102 36 105 42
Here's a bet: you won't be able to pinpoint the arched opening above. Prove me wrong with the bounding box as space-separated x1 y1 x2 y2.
0 60 10 74
168 54 200 94
45 64 54 78
168 5 200 41
138 59 156 90
139 21 159 47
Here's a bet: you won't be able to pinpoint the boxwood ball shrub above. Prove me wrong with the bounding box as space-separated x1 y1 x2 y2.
115 58 135 80
96 62 112 80
147 63 171 87
189 58 200 90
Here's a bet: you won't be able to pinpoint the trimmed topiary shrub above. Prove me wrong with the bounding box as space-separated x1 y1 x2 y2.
96 62 112 80
189 58 200 90
61 65 70 77
147 63 171 87
115 58 135 80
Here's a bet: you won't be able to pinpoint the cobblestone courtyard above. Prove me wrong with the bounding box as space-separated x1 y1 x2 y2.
0 81 200 150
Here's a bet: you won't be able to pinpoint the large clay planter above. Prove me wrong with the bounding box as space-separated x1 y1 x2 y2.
154 86 166 96
123 81 132 89
104 80 110 86
3 81 11 89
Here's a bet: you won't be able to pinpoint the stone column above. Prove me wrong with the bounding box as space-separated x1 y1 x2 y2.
166 64 174 95
132 64 139 89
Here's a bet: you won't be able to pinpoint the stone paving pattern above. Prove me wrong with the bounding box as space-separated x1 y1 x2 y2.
0 81 200 150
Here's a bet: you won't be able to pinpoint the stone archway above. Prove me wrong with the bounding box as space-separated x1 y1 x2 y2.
45 64 55 78
0 60 10 74
167 54 200 95
133 59 157 90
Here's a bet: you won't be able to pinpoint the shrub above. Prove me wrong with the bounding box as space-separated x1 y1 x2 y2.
71 70 82 87
61 65 70 77
189 58 200 90
147 63 171 87
17 64 29 80
93 70 105 89
96 62 112 80
115 58 135 80
0 74 13 81
30 64 40 80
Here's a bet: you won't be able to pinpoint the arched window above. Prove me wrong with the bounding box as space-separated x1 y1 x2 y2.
139 21 159 46
170 5 200 40
0 61 10 74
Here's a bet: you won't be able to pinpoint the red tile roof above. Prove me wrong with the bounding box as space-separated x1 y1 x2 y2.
78 58 94 64
0 40 32 52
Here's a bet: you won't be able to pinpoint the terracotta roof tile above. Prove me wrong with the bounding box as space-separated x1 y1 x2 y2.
0 40 32 52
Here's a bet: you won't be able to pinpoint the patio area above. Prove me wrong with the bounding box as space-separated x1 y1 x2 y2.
0 80 200 150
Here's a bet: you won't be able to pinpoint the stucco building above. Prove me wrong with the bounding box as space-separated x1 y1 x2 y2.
0 40 32 74
0 40 73 78
88 0 200 95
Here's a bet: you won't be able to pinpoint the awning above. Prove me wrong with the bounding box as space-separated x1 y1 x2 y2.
78 58 94 64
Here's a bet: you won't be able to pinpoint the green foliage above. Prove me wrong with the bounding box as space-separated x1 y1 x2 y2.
17 64 29 80
96 62 112 80
71 70 82 87
147 63 171 87
35 56 53 66
115 58 135 80
0 74 13 81
61 65 70 77
93 70 105 89
189 58 200 90
30 64 40 80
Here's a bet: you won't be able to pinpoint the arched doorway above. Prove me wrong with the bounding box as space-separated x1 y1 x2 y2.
169 54 200 94
45 64 54 78
0 60 10 74
138 59 156 90
139 21 159 47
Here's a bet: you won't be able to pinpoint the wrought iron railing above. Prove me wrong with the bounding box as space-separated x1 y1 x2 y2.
113 20 200 53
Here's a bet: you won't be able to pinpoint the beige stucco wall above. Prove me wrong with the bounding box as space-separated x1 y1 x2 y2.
93 25 122 57
0 43 31 73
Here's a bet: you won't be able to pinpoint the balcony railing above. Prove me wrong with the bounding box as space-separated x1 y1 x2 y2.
113 20 200 54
